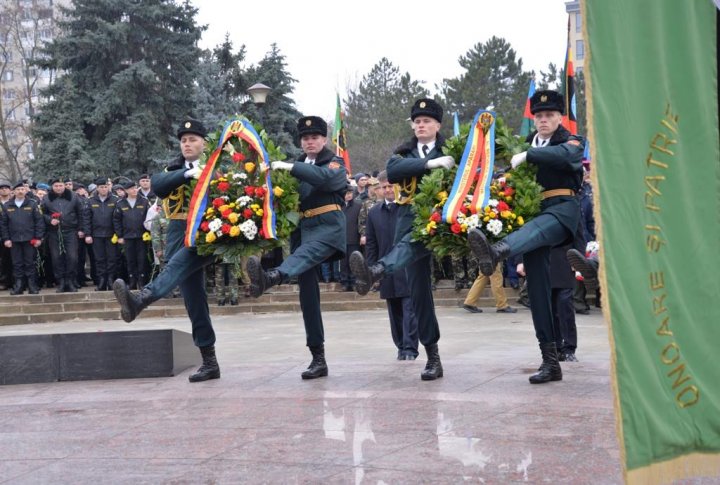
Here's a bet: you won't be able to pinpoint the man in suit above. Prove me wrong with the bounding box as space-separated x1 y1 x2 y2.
365 171 419 360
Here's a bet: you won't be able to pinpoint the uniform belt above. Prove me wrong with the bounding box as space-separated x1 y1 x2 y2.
541 189 575 200
300 204 341 219
168 213 188 220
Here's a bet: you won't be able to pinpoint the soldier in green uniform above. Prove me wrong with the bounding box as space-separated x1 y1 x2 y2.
246 115 347 380
349 98 455 381
468 90 585 384
113 118 221 383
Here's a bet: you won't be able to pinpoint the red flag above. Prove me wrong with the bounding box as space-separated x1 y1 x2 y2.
333 94 351 174
520 79 536 137
562 17 578 135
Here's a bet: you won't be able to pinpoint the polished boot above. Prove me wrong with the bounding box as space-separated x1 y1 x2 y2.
55 278 65 293
229 297 238 306
468 229 511 277
421 343 444 380
10 279 25 295
188 346 221 382
567 249 599 292
64 278 78 292
95 277 107 292
349 251 384 296
217 297 226 306
529 342 563 384
246 256 282 298
113 278 155 323
301 345 328 379
27 276 40 295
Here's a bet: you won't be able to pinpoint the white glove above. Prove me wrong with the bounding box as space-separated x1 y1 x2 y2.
184 166 202 179
271 161 294 171
425 156 455 170
510 151 527 169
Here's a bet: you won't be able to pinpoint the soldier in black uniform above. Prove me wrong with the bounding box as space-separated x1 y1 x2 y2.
246 115 347 380
138 174 157 203
73 182 92 288
41 178 87 293
0 182 44 294
113 118 221 383
84 177 119 291
349 98 455 381
113 181 149 289
468 90 585 384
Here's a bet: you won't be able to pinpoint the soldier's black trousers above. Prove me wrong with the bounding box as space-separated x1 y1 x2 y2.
48 229 78 281
123 238 148 282
10 242 37 279
92 237 117 281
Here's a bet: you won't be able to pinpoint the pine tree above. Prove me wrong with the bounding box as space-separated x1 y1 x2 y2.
344 57 429 174
32 0 204 180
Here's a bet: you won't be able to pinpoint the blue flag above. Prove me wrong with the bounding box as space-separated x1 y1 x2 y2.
453 112 460 137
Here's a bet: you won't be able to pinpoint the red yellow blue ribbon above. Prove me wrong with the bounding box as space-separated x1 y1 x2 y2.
185 118 276 247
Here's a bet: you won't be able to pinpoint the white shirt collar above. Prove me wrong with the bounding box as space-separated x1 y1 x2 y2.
532 134 551 148
417 140 436 156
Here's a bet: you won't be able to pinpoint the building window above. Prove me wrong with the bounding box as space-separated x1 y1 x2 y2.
5 108 15 120
2 88 15 99
2 70 13 81
576 40 585 60
576 12 582 33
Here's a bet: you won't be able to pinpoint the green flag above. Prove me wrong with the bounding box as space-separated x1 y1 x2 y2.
584 0 720 482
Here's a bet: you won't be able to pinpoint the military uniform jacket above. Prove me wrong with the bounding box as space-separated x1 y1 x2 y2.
291 146 347 258
386 134 446 242
343 197 362 245
41 189 86 232
113 196 149 239
526 126 585 241
151 155 192 254
85 194 120 238
1 198 44 242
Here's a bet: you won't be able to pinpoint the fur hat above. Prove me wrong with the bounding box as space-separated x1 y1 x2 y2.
297 116 328 137
176 118 207 139
530 90 564 115
411 98 443 123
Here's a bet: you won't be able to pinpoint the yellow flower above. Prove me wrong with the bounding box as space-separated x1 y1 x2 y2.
500 210 511 219
229 203 236 208
437 191 448 201
219 205 230 212
505 196 512 203
206 232 217 243
250 204 260 210
517 216 525 226
504 173 512 179
229 225 241 237
483 216 490 222
460 223 468 233
511 213 517 219
245 162 256 173
489 212 497 219
507 225 513 231
111 234 118 244
142 232 151 242
205 208 215 217
255 209 264 216
228 212 239 224
273 186 284 197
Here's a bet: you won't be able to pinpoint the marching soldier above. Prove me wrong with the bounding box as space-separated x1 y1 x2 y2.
84 177 119 291
113 118 221 383
113 181 149 289
468 90 585 384
246 115 347 380
0 182 44 294
41 178 86 293
349 98 455 381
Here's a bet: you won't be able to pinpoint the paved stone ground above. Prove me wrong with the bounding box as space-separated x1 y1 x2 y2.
1 306 623 484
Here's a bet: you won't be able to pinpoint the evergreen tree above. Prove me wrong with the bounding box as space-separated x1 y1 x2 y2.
344 57 429 174
440 37 533 133
32 0 204 180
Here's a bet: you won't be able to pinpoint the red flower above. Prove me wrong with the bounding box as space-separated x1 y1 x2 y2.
221 224 231 235
232 152 245 163
221 208 233 218
244 186 255 197
450 222 462 234
504 187 515 196
258 228 265 239
212 198 225 208
200 221 210 232
254 186 266 198
217 181 231 193
497 201 510 212
430 212 441 223
51 212 61 219
460 205 470 215
243 208 254 219
30 238 41 246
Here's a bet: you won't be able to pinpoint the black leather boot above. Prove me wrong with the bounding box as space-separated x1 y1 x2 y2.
10 279 24 295
113 278 155 323
468 229 511 277
55 278 65 293
529 342 563 384
567 249 599 292
188 346 221 382
66 278 78 292
349 251 384 296
95 277 107 292
421 343 444 380
246 256 283 298
28 276 40 295
301 345 328 379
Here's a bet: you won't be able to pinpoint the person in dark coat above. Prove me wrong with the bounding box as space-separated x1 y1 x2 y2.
0 182 44 294
469 89 585 384
84 177 119 291
574 168 596 314
246 115 347 380
365 171 419 360
113 118 222 383
549 244 578 361
340 184 361 291
138 173 157 203
349 98 456 381
41 178 87 293
113 181 149 289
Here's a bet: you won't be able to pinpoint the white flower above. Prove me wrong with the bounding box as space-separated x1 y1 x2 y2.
235 196 253 207
498 177 506 185
232 172 248 180
487 199 499 208
486 219 503 236
240 219 258 240
208 219 223 232
465 214 481 229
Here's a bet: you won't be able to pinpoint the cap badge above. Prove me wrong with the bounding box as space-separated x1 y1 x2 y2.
540 95 548 102
305 120 312 126
419 101 427 108
184 122 191 128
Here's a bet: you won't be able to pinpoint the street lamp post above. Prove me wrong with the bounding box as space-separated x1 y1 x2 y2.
247 83 272 126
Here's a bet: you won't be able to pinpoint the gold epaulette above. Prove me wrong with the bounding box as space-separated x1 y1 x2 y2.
393 177 417 205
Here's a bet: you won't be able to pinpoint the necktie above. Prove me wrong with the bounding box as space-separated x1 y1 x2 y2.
422 145 429 157
306 159 315 165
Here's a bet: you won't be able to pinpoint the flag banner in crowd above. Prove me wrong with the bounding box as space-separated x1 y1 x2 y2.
453 111 460 137
561 18 577 135
185 118 276 247
442 110 495 224
333 93 352 174
584 0 720 482
519 79 536 137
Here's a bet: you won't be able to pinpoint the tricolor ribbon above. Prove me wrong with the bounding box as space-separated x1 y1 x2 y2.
185 118 277 247
442 110 496 224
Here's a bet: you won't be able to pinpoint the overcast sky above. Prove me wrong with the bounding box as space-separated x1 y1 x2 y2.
191 0 572 120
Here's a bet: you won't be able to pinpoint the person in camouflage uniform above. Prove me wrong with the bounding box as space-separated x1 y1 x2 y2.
450 253 479 291
357 177 381 246
214 259 239 306
149 196 180 297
